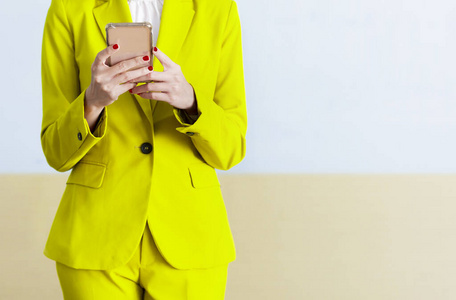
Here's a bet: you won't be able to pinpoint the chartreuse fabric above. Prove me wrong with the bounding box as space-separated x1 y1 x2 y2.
41 0 246 270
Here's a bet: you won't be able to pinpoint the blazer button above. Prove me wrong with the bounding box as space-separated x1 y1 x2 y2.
77 132 82 141
186 132 195 136
140 142 153 154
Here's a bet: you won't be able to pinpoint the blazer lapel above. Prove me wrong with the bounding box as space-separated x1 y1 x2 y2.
93 0 195 122
152 0 195 115
154 0 195 71
93 0 132 41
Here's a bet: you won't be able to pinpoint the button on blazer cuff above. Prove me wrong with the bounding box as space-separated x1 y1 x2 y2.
41 89 108 172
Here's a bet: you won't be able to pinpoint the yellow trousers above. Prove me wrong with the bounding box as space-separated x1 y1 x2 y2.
56 222 229 299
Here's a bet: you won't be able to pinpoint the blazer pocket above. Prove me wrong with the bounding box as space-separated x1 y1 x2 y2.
66 161 106 189
188 163 220 189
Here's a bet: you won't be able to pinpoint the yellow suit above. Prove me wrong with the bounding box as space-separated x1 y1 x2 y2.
41 0 246 270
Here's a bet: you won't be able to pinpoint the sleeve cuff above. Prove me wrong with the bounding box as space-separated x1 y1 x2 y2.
73 91 107 146
173 108 200 125
90 108 107 138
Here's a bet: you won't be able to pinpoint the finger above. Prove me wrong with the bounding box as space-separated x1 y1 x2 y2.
94 44 120 66
113 66 153 85
126 70 170 83
115 82 137 96
131 82 169 94
153 47 175 70
110 55 151 75
138 91 170 102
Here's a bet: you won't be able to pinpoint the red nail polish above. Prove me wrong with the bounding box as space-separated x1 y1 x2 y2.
143 56 149 61
148 66 153 71
113 44 119 50
154 47 158 52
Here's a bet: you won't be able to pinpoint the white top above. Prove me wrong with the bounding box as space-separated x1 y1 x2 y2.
128 0 164 47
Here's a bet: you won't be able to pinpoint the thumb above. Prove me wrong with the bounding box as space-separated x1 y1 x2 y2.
153 47 175 70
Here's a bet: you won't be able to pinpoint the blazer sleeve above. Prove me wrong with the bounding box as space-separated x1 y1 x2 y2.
174 0 247 171
41 0 107 172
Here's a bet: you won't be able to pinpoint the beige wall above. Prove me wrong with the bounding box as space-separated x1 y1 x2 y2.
2 174 456 299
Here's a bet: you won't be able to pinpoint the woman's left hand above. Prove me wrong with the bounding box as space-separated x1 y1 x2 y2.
130 47 197 114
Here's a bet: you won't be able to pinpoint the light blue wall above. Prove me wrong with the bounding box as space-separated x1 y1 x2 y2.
1 0 456 173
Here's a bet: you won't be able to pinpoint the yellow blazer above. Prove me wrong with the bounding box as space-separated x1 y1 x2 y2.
41 0 246 270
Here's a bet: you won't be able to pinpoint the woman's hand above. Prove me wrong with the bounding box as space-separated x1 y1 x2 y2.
84 44 153 130
130 47 197 115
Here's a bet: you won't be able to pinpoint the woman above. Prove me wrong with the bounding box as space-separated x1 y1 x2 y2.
40 0 247 298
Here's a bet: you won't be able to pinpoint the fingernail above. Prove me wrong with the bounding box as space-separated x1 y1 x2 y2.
113 44 119 50
129 89 133 93
148 66 153 71
154 47 158 52
143 56 149 61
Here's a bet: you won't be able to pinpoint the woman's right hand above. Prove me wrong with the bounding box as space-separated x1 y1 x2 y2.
84 44 153 130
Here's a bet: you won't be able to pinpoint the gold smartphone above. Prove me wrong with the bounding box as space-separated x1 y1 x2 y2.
105 22 153 71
